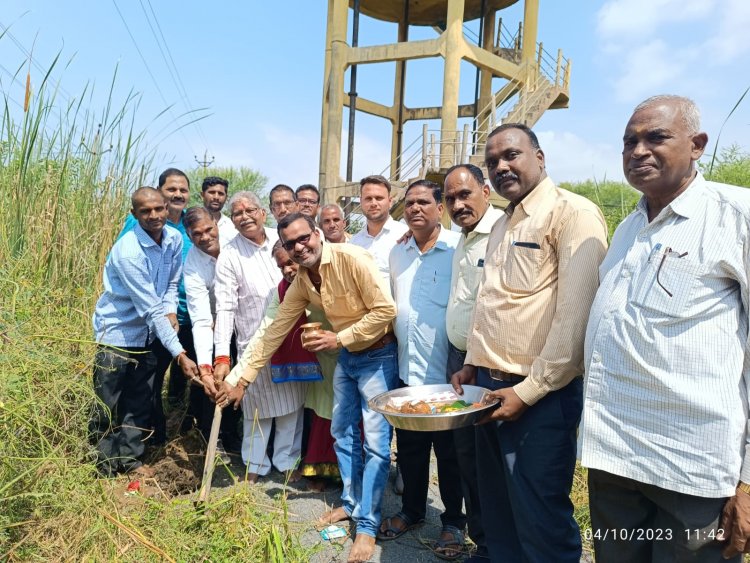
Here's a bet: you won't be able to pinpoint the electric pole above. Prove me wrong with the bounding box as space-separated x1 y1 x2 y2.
194 149 215 174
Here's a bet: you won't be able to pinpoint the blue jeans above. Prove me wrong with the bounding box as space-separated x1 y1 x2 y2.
476 368 583 562
331 342 398 537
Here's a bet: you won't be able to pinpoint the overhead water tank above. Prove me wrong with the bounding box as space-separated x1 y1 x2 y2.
349 0 520 26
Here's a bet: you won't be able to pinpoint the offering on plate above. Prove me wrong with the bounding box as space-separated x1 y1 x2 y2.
383 390 483 415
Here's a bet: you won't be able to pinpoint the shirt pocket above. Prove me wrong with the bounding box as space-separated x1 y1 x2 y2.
501 240 544 292
324 290 360 312
631 254 704 317
425 271 452 307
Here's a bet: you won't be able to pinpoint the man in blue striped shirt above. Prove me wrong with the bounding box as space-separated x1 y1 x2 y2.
90 187 199 477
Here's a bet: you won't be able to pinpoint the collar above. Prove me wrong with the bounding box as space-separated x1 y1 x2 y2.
405 225 451 253
319 240 333 265
367 216 397 238
239 227 271 248
167 209 186 228
634 171 704 221
664 171 704 219
516 176 555 217
134 223 162 248
466 205 503 238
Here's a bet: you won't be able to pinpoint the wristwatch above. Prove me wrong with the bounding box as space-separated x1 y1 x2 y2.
738 481 750 495
335 333 342 348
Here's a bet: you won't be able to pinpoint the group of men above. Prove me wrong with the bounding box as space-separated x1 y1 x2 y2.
91 93 750 563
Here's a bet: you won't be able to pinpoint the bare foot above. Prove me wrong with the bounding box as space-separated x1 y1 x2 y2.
347 533 375 562
317 506 350 525
245 472 259 484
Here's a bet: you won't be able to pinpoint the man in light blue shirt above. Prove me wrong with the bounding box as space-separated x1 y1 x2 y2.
90 187 199 477
117 168 196 442
379 180 465 557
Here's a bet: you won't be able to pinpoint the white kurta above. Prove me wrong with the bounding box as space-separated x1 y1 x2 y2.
213 228 306 419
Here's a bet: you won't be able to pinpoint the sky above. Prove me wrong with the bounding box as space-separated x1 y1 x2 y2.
1 0 749 191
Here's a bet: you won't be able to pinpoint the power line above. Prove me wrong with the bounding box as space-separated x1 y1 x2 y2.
0 21 76 106
110 0 196 155
141 0 212 153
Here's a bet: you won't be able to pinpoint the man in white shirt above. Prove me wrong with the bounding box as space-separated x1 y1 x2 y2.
443 163 502 561
183 206 240 453
201 176 237 246
350 175 408 287
581 94 750 562
212 192 306 483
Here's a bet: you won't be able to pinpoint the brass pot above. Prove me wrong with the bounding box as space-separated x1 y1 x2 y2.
299 322 323 349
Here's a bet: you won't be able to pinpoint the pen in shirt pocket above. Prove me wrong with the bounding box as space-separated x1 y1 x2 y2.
511 241 541 249
647 243 663 263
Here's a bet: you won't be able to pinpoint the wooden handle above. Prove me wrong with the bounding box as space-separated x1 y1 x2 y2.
197 404 223 503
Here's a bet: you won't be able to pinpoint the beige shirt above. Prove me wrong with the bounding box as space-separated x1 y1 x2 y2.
465 176 608 406
239 242 397 383
446 205 504 351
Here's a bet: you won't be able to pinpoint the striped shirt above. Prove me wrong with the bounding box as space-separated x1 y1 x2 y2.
465 177 608 406
581 173 750 498
213 228 305 419
93 224 183 356
216 213 238 246
446 205 504 351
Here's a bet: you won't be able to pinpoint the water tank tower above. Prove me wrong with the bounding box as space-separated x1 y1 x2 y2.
318 0 571 208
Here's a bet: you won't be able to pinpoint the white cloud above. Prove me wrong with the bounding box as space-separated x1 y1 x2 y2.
703 0 750 63
597 0 714 41
537 130 625 184
611 40 695 103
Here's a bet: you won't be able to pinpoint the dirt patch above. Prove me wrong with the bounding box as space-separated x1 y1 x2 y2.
146 430 206 497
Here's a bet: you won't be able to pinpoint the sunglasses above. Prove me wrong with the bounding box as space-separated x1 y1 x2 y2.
282 231 314 251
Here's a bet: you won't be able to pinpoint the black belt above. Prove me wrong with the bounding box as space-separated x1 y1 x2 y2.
351 333 397 354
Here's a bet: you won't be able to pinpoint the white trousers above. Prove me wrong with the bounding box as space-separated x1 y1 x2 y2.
241 408 303 475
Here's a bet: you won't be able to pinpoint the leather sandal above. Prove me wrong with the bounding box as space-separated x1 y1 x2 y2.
376 511 424 541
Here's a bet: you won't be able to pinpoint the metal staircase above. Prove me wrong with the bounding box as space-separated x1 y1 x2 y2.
339 19 570 220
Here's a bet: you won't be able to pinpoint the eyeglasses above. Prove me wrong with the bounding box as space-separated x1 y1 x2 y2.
232 206 262 218
281 232 313 251
297 198 319 206
655 246 688 297
271 200 296 210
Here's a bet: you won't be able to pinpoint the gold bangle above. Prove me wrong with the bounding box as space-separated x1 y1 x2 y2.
738 481 750 495
238 377 250 389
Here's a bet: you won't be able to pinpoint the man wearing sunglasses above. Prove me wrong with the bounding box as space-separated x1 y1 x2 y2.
217 212 397 563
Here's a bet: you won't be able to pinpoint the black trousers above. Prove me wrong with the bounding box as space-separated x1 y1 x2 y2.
446 343 486 554
396 382 466 529
89 344 158 476
588 468 740 563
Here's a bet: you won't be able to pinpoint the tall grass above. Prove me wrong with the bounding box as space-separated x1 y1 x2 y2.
0 52 312 561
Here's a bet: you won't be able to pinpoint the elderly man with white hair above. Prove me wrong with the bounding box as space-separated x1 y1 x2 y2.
212 191 307 483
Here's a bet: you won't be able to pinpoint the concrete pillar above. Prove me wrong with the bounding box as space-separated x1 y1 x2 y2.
390 9 409 180
439 0 466 169
321 0 349 204
318 0 335 190
522 0 539 68
477 8 496 145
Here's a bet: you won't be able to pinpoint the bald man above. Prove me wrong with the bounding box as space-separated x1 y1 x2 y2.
90 187 199 478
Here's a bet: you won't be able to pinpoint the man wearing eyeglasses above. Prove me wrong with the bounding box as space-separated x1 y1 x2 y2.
216 212 397 563
581 95 750 562
295 184 321 219
269 184 299 222
212 192 307 483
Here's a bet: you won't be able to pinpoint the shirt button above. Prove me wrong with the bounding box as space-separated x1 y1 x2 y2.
592 352 602 363
622 269 631 279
